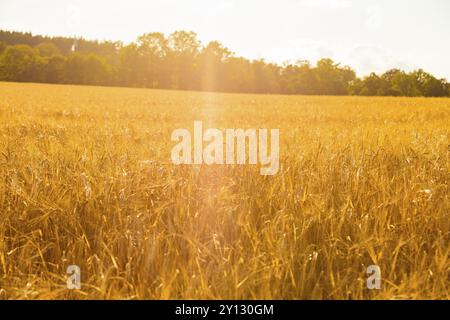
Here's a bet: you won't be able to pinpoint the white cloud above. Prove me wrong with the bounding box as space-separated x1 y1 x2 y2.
263 39 335 64
343 45 417 76
263 39 416 76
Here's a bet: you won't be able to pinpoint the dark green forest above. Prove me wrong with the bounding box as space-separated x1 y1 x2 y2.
0 30 448 97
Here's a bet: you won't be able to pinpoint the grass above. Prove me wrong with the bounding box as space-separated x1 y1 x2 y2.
0 81 448 299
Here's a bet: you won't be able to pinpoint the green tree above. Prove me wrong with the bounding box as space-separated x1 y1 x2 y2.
168 31 201 90
223 57 254 93
44 55 66 83
84 53 113 85
0 44 39 81
198 41 231 91
64 52 112 85
281 61 318 94
314 59 355 95
251 59 280 93
0 41 6 54
411 69 448 97
137 32 169 88
391 71 420 96
356 73 389 96
118 44 145 87
35 42 61 57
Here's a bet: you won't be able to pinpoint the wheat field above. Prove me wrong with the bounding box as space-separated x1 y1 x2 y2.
0 81 448 299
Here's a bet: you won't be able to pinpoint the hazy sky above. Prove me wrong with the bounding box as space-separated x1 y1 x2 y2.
1 0 449 79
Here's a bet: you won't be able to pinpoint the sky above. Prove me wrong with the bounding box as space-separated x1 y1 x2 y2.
1 0 449 79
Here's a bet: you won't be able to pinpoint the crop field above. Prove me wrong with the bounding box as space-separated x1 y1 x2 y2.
0 81 448 299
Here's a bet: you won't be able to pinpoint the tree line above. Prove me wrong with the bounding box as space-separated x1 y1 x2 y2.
0 30 448 97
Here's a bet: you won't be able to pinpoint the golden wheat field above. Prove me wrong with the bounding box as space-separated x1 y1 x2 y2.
0 81 448 299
